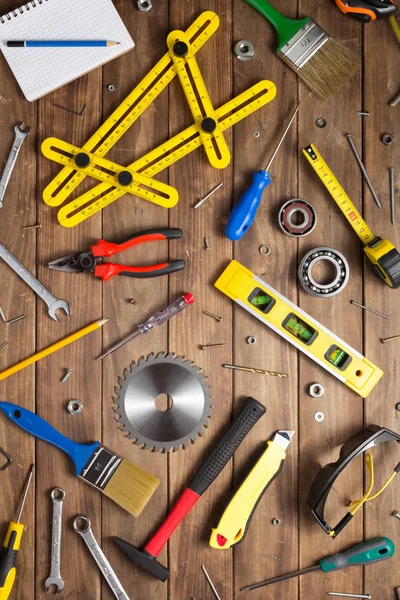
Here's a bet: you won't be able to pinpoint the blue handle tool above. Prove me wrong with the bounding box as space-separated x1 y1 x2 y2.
0 402 99 475
225 105 299 241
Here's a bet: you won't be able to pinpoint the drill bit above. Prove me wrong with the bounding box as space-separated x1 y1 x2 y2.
223 364 288 378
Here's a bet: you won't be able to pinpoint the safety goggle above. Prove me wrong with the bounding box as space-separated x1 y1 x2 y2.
307 425 400 538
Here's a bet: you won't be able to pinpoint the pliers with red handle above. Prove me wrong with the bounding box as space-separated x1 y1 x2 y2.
48 228 185 281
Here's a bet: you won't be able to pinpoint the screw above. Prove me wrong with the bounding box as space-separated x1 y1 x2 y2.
327 594 371 599
356 111 370 116
200 343 225 350
272 518 281 525
223 364 288 378
392 511 400 520
0 341 8 351
128 298 137 305
61 368 73 383
350 300 389 320
262 554 280 561
21 223 41 230
346 134 382 209
381 334 400 343
202 310 223 322
389 90 400 107
107 84 116 92
201 565 221 600
6 315 26 325
389 167 395 225
204 237 211 250
194 182 223 208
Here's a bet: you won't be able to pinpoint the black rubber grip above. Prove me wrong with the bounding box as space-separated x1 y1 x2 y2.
118 260 185 278
189 397 266 496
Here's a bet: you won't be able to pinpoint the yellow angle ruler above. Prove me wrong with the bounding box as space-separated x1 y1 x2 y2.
303 144 400 289
42 80 276 227
42 11 276 227
215 260 383 398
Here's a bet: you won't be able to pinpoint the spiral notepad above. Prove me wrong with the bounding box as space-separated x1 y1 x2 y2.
0 0 134 101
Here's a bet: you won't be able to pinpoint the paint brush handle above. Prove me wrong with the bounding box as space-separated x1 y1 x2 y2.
0 402 98 475
244 0 310 50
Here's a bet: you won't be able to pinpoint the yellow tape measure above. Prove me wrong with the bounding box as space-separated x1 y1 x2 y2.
44 82 276 227
42 11 276 227
215 260 383 398
303 144 400 289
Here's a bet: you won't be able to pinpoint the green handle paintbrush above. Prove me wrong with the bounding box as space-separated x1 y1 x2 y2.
244 0 360 101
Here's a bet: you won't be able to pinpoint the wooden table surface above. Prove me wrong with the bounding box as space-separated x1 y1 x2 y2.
0 1 399 599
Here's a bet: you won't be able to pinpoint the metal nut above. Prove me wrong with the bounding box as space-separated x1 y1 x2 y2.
392 510 400 520
272 518 281 526
67 400 83 415
233 40 255 61
246 336 257 345
382 133 394 146
314 411 325 422
309 383 324 398
396 403 400 412
107 84 116 92
137 0 152 11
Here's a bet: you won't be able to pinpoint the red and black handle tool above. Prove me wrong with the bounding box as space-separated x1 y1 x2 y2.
114 397 266 581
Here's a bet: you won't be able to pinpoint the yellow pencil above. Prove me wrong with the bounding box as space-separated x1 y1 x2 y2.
0 319 108 382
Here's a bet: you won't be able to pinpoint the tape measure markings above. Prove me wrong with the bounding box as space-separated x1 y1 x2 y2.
56 81 276 227
42 11 220 208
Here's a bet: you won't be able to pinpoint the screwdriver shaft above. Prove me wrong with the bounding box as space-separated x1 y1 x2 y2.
241 565 320 591
265 105 299 171
17 464 34 522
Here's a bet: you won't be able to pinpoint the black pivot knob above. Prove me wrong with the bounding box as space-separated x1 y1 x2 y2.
117 170 133 186
173 41 188 58
201 117 217 133
74 152 91 168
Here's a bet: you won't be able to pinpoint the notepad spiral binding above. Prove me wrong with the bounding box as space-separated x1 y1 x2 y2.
0 0 49 23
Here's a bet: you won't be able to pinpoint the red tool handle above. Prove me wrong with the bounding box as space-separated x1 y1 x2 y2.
144 488 200 557
91 228 183 258
94 260 185 281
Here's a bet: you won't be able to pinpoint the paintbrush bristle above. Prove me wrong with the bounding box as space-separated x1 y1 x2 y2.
103 458 160 517
298 38 360 101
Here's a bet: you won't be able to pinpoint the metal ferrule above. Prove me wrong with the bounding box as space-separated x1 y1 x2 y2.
278 20 329 70
79 446 122 490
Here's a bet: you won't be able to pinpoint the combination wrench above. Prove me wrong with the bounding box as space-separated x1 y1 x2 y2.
0 243 70 321
0 122 31 208
45 488 65 594
73 515 130 600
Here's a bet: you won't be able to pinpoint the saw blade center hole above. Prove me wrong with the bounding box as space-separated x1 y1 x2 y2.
154 393 174 412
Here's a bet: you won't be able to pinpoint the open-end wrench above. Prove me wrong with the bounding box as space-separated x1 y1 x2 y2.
0 122 31 208
0 243 70 321
45 488 65 594
73 516 130 600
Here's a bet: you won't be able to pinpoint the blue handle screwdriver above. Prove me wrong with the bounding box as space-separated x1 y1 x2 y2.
226 105 299 241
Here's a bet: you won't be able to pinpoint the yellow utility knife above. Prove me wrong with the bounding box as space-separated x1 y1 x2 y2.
209 430 294 549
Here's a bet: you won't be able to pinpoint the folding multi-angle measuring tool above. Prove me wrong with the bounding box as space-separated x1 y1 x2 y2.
215 260 383 398
41 12 277 228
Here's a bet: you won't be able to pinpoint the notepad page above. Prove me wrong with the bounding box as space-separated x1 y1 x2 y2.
0 0 134 101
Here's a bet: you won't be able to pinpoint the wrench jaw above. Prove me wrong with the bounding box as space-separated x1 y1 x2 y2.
15 122 31 137
48 300 71 322
45 577 65 595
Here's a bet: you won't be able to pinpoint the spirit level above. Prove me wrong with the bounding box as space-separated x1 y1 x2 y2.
303 144 400 289
42 12 276 227
215 260 383 398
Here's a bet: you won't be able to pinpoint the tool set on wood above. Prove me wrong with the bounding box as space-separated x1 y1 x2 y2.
0 0 399 598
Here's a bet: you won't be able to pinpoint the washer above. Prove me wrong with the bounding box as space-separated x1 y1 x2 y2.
298 247 350 298
314 411 325 422
382 133 394 146
233 40 255 61
316 117 327 128
278 199 317 238
259 245 271 256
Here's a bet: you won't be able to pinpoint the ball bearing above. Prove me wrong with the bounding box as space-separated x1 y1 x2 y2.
278 199 316 238
298 247 350 298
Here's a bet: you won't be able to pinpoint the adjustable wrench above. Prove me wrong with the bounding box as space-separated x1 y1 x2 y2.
0 243 70 321
73 515 130 600
45 488 65 594
0 122 31 208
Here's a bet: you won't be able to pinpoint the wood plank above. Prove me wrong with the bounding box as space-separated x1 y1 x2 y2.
231 0 299 598
100 1 171 599
364 14 400 599
167 2 234 599
298 2 364 599
0 2 37 598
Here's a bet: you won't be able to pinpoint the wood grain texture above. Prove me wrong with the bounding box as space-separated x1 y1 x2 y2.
0 0 399 599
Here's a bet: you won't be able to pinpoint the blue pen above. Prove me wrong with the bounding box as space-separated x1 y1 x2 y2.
225 105 299 241
6 40 120 47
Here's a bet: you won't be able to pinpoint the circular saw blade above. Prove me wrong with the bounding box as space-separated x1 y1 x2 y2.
113 352 213 452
